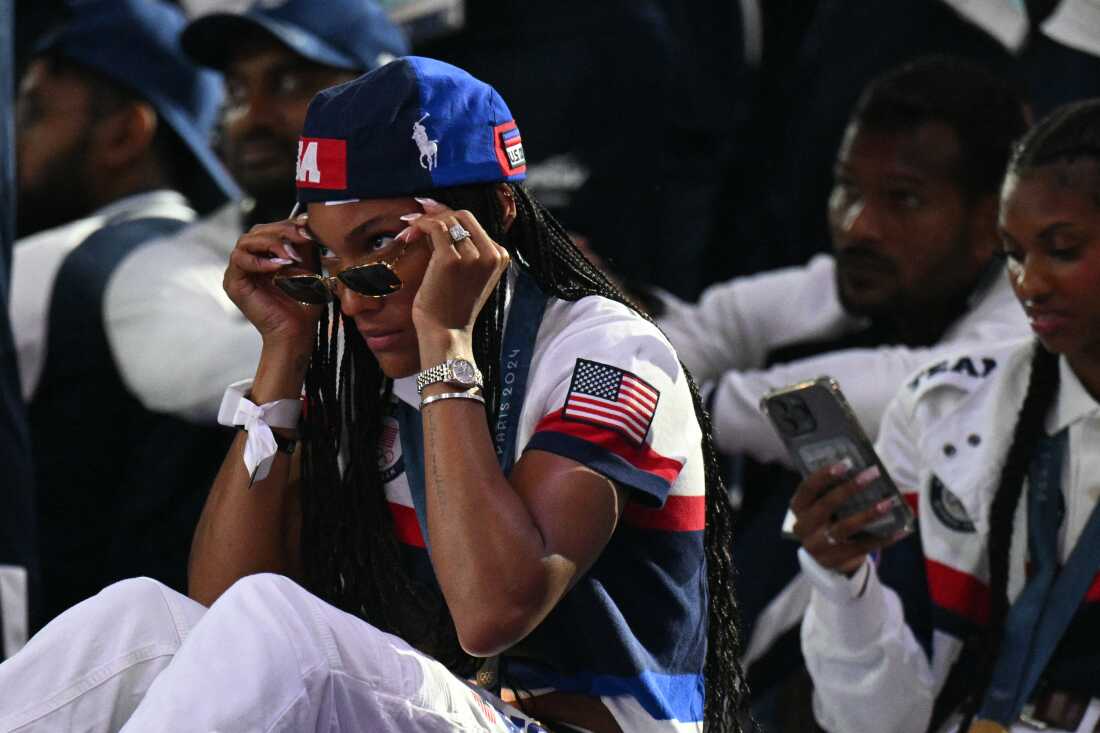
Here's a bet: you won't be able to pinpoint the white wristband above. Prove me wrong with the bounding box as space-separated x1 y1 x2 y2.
217 379 301 482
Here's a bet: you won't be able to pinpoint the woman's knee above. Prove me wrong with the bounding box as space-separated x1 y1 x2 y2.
48 577 186 634
192 574 337 674
18 577 202 670
210 573 309 615
202 574 318 638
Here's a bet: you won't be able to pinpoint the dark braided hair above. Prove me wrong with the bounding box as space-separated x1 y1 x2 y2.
297 182 751 730
852 55 1028 200
933 99 1100 731
944 343 1060 730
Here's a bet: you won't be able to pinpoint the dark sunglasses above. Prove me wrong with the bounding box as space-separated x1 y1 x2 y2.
272 205 411 305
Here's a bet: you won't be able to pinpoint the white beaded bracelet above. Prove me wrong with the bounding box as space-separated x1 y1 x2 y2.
420 390 486 408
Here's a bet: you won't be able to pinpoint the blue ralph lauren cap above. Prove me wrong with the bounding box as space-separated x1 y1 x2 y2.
182 0 408 73
295 57 527 204
36 0 239 211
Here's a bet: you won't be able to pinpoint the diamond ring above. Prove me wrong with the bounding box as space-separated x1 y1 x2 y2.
448 223 471 244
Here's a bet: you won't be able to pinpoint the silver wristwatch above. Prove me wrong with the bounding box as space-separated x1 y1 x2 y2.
415 358 483 394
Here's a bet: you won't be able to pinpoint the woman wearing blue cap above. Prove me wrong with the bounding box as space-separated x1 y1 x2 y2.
0 58 747 732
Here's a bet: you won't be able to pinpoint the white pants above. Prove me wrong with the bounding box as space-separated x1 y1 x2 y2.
0 574 551 732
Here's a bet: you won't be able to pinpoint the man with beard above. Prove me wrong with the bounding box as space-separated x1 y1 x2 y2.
8 0 239 627
654 56 1031 725
102 0 408 424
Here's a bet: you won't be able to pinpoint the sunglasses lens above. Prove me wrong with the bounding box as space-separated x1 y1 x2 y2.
274 275 331 305
339 264 402 296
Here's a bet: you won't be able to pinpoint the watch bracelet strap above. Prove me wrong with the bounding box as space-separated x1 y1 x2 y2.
416 362 451 394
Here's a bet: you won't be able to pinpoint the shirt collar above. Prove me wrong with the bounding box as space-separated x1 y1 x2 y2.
1048 356 1100 434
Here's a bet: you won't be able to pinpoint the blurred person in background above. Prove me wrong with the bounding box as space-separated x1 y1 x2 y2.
9 0 238 628
106 0 408 426
0 0 60 661
730 0 1100 284
654 56 1030 728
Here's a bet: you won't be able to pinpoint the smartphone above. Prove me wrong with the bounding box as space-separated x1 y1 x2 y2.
761 377 914 540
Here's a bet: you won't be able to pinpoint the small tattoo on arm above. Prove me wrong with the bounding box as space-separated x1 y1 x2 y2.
426 412 447 512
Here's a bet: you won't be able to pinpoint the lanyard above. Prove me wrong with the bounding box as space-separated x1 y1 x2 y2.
396 270 548 553
979 428 1100 723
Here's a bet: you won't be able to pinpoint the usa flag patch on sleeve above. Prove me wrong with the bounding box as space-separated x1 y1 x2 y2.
562 359 660 446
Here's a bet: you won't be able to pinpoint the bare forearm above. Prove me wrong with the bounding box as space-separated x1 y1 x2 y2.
188 343 309 605
422 394 563 653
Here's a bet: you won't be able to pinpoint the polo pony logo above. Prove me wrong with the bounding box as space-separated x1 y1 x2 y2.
412 113 439 171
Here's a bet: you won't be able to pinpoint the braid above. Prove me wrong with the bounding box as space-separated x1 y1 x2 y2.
948 343 1060 730
298 182 750 728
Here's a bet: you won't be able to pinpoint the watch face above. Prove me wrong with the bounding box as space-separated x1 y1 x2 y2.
452 360 476 382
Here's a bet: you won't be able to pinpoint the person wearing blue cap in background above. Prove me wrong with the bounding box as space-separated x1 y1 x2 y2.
0 57 749 732
100 0 409 431
7 0 240 631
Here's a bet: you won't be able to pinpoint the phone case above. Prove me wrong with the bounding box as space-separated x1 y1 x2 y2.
760 377 914 540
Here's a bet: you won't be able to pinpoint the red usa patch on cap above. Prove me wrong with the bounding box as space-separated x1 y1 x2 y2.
296 137 347 189
493 121 526 175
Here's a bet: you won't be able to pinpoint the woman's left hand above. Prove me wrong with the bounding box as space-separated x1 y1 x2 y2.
405 197 511 350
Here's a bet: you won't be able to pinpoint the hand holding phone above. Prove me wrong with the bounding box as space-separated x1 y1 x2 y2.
761 377 914 543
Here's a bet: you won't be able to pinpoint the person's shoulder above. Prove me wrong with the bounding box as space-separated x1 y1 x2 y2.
541 293 681 377
894 336 1034 418
117 202 243 273
142 201 242 253
15 215 103 252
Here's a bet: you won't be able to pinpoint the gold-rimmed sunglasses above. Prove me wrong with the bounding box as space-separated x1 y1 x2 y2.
272 203 412 305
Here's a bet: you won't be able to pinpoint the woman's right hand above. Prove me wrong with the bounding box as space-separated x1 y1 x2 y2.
790 464 909 576
224 216 322 347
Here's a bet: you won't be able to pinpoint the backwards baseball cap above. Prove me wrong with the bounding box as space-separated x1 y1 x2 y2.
181 0 408 73
295 56 527 205
36 0 239 212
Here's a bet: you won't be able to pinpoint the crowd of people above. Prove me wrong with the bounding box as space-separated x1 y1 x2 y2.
1 0 1100 732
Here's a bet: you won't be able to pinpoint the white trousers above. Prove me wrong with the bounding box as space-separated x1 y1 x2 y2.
0 574 551 733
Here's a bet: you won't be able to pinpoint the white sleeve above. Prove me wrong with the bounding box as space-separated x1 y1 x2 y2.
706 341 986 467
523 297 699 507
104 237 262 423
654 255 855 383
800 394 938 733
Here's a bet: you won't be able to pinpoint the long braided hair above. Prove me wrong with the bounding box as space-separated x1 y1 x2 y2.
297 182 751 730
934 99 1100 731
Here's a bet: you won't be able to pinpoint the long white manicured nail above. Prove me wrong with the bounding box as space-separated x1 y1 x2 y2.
829 458 854 477
414 197 443 210
270 258 294 265
855 466 881 487
283 242 304 262
400 212 422 222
